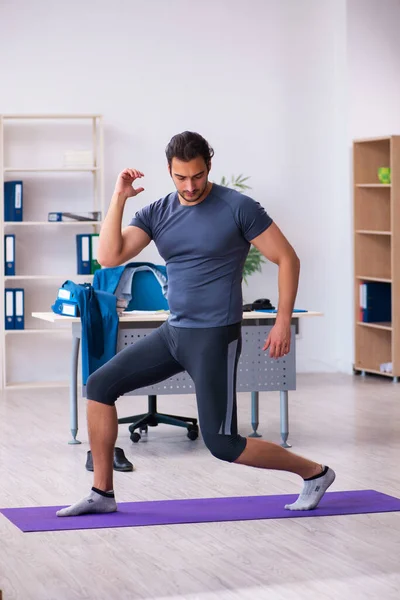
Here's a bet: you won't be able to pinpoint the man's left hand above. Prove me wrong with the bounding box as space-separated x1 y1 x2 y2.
263 321 291 359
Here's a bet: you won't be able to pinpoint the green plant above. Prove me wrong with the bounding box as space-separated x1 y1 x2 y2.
220 174 266 284
220 174 251 192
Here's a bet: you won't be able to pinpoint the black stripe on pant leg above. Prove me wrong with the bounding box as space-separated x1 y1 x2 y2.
223 338 239 435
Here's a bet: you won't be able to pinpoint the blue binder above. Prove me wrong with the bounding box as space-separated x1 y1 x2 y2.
4 289 15 329
57 287 73 301
76 234 92 274
4 181 23 221
360 282 391 322
14 288 25 329
52 298 79 317
4 234 15 276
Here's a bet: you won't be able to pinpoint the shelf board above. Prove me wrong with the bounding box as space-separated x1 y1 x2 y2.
4 380 70 390
2 114 101 120
4 167 98 172
4 275 94 280
353 136 392 143
356 321 392 331
355 184 391 188
3 221 102 227
354 366 394 378
355 276 392 283
5 329 70 335
355 230 391 235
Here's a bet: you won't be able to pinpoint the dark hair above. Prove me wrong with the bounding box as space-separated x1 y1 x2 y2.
165 131 214 168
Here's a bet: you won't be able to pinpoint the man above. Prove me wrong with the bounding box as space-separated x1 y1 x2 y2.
57 131 335 517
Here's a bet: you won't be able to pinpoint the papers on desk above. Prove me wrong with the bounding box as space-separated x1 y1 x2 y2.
123 310 170 314
255 309 308 313
123 309 309 315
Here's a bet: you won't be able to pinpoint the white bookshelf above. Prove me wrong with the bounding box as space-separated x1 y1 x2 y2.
4 168 99 172
5 329 71 335
4 275 95 280
5 381 70 390
3 221 102 226
0 114 104 389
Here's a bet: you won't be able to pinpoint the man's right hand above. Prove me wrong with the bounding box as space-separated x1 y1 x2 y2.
114 168 145 199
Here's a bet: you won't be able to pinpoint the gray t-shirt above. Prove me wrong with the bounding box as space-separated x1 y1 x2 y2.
129 183 272 327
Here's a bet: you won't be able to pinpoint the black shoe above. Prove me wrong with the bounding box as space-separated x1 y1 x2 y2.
113 447 134 471
85 447 134 472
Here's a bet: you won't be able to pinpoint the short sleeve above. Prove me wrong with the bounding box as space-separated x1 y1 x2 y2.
236 195 273 242
129 204 153 239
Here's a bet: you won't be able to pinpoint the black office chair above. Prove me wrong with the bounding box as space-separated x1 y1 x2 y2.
115 267 199 443
118 395 199 443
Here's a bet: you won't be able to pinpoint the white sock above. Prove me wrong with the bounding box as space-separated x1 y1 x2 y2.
56 487 117 517
285 466 336 511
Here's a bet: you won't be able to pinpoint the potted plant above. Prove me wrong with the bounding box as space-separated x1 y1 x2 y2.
220 174 266 284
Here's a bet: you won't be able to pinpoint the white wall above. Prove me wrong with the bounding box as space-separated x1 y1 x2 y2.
264 0 350 373
0 0 399 386
348 0 400 139
345 0 400 378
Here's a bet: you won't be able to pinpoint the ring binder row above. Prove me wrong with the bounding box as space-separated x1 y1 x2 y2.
4 289 25 330
4 182 103 224
3 232 101 278
3 181 101 276
76 234 101 275
3 187 100 329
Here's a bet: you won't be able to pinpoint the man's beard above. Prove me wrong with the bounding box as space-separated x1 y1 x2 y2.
179 180 209 203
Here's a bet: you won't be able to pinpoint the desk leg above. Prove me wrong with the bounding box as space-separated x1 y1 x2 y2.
280 391 291 448
249 392 262 438
68 335 81 445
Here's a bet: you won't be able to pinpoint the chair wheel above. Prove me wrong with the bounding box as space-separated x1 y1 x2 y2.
187 426 198 441
139 425 148 434
130 432 141 443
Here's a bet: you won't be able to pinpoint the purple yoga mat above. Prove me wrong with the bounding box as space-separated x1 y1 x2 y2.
1 490 399 533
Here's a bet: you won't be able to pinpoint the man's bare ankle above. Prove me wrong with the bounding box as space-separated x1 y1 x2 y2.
93 482 113 492
303 463 323 480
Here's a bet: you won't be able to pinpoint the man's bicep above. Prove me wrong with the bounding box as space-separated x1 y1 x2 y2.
120 225 152 262
250 222 297 265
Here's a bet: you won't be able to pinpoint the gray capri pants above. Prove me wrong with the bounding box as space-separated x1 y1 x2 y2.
86 320 247 463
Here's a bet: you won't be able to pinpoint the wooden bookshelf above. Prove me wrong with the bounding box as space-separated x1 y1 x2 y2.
353 136 400 380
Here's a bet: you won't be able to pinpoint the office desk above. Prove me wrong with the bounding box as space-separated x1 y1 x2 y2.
33 311 321 448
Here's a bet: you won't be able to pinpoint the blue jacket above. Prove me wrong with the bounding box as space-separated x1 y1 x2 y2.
52 281 118 385
93 261 168 310
52 263 168 384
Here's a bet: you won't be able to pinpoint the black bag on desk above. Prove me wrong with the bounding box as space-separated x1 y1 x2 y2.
243 298 275 312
